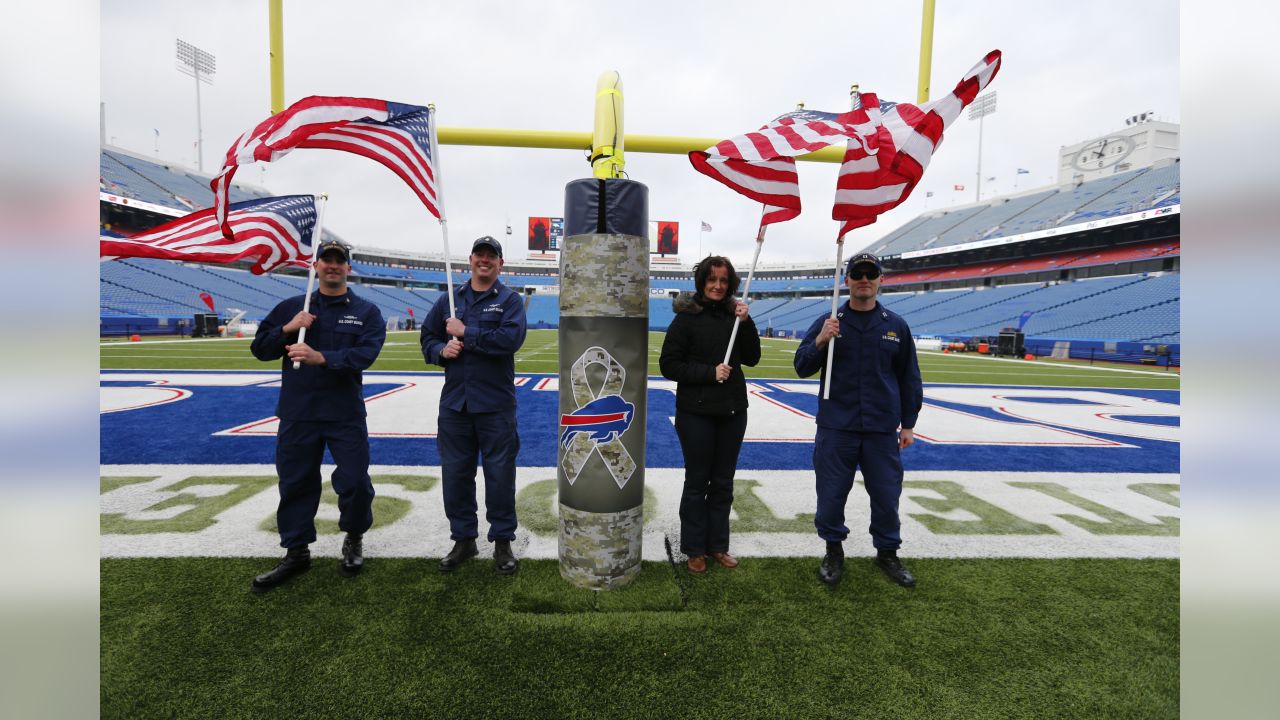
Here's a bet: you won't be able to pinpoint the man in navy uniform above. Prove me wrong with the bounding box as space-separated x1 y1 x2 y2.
794 252 923 588
421 236 528 575
249 239 387 592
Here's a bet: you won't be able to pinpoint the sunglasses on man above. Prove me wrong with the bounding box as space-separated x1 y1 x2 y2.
847 266 881 280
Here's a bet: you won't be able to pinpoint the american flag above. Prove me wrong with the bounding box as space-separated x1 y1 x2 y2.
211 96 439 238
701 221 713 232
100 195 318 275
832 50 1002 235
688 107 884 226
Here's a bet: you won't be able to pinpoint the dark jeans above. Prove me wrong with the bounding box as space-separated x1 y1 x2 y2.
437 406 519 542
813 428 903 549
674 409 748 556
275 418 374 549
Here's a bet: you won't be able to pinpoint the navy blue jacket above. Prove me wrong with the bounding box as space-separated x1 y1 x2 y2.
794 301 923 432
251 289 386 421
421 280 527 413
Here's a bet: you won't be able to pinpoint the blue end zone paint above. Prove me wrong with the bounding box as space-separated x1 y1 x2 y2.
101 372 1178 473
1112 414 1179 427
989 396 1108 405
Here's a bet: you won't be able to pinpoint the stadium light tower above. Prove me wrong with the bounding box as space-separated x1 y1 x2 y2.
968 91 996 202
175 39 216 171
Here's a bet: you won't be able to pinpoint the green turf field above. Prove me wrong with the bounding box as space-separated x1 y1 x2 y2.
101 557 1177 719
100 328 1178 718
102 329 1181 390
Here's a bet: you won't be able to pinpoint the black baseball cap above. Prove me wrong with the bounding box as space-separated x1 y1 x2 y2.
316 239 352 263
471 236 503 258
845 252 882 276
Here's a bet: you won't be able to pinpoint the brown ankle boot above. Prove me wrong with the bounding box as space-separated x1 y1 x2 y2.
709 552 738 569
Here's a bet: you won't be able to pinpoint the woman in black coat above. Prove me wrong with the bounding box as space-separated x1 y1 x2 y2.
659 256 762 574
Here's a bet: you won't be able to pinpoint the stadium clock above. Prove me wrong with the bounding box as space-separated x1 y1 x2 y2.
1071 136 1135 171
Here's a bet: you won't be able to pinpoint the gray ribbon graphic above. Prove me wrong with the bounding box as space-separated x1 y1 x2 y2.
560 346 637 489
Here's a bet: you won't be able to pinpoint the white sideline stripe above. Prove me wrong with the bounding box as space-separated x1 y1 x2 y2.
102 354 260 359
103 341 1178 379
101 331 433 348
99 368 1178 392
101 336 251 347
918 370 1178 379
918 350 1179 377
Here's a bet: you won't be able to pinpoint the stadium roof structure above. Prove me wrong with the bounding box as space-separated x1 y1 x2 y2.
100 146 346 245
870 160 1179 262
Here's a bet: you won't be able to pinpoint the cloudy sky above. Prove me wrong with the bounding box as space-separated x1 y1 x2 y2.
101 0 1178 266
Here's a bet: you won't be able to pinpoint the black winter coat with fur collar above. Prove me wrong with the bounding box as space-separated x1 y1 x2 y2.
659 292 762 416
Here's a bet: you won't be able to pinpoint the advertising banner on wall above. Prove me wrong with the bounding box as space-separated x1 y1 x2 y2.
648 220 679 255
528 216 551 251
528 217 565 253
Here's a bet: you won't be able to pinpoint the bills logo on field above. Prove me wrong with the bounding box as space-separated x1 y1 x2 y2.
559 394 634 447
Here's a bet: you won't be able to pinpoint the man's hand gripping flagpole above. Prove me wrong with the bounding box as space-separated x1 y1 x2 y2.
822 234 846 399
719 207 768 379
292 193 328 370
823 85 862 398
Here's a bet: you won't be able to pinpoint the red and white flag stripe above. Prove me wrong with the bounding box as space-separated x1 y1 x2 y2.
691 103 890 226
100 195 317 275
833 50 1002 235
211 96 439 238
302 124 439 216
688 154 802 224
710 119 845 161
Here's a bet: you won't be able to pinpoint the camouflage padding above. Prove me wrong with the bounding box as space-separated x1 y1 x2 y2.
557 227 648 588
558 503 643 590
559 233 650 318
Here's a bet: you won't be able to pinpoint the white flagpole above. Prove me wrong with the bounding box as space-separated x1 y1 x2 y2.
822 84 861 399
720 211 767 373
822 235 845 399
427 105 457 318
293 192 328 370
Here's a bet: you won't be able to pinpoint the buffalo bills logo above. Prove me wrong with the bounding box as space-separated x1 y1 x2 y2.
559 394 634 448
560 345 639 489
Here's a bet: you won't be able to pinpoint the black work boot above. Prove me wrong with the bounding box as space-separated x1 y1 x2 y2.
339 533 364 577
818 541 844 587
251 546 312 593
875 549 916 588
493 540 519 576
438 538 478 573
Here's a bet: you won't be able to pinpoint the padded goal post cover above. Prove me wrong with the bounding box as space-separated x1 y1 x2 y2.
563 178 648 238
